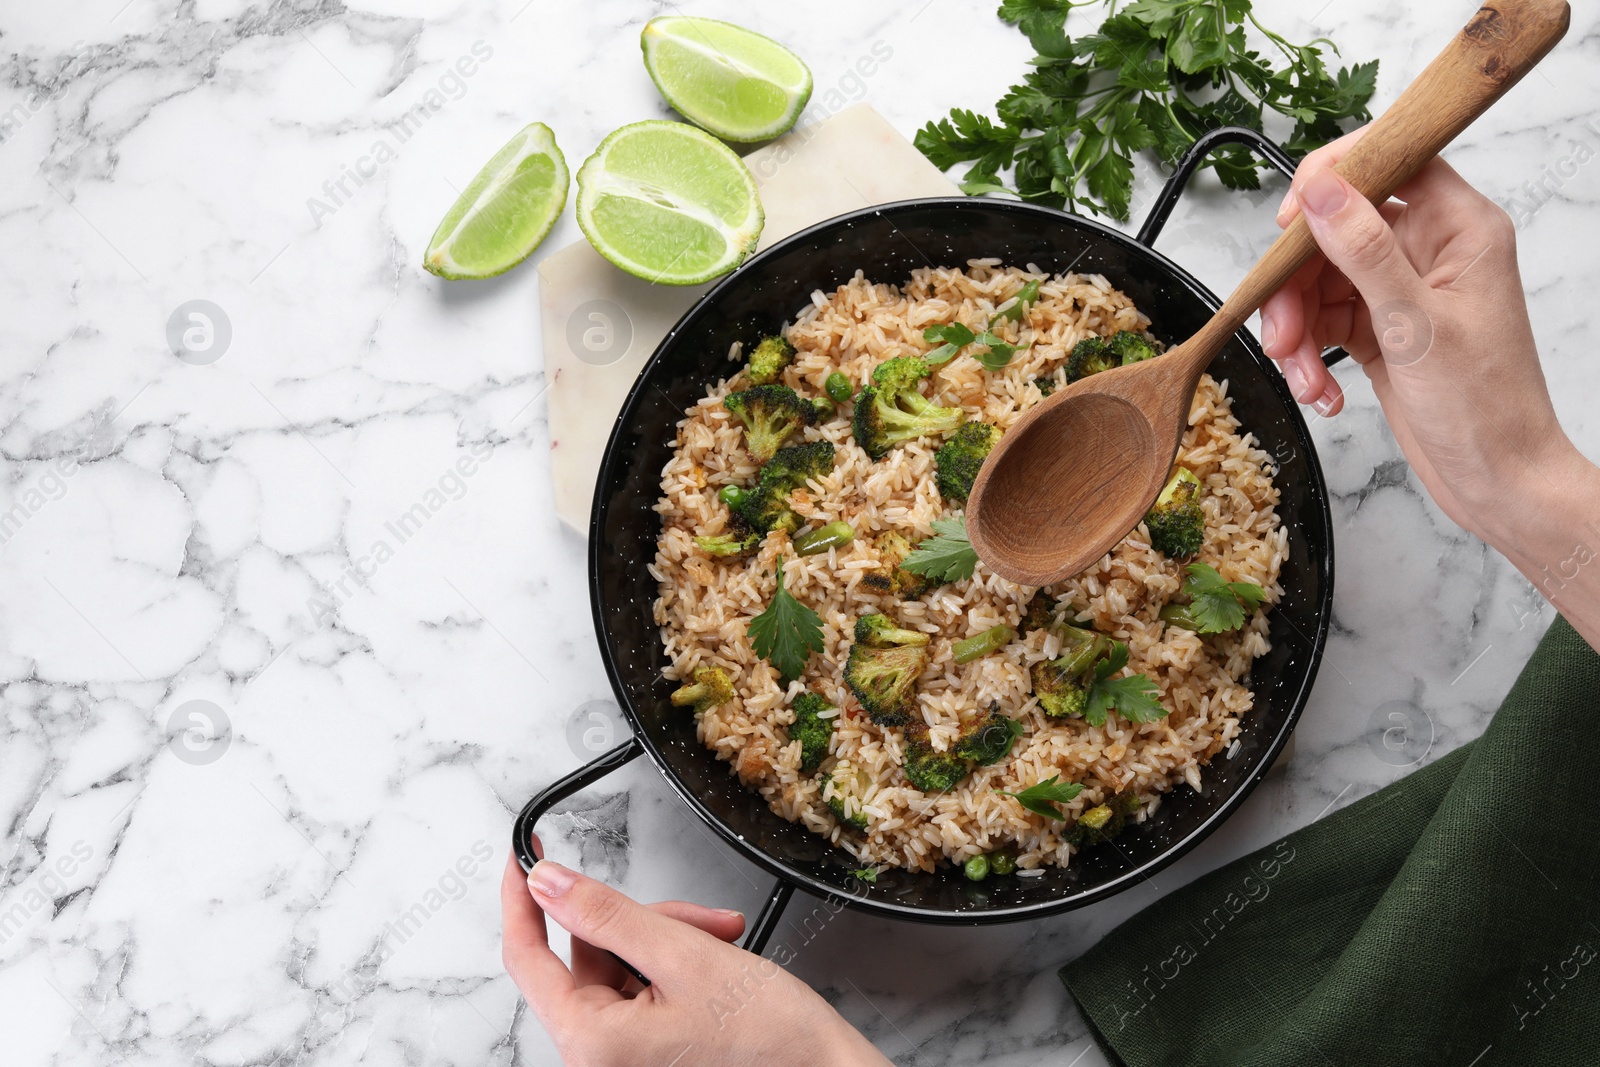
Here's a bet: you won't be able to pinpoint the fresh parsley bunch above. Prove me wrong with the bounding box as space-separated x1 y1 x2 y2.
915 0 1379 220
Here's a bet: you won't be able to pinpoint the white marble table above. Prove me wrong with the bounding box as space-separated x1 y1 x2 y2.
4 2 1598 1064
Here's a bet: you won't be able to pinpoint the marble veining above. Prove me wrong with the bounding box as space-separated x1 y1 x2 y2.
2 1 1598 1064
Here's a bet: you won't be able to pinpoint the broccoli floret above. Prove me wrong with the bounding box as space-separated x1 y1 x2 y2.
733 441 836 535
735 486 801 536
1032 668 1088 719
823 760 871 831
1065 331 1160 384
1144 466 1204 558
1035 376 1058 397
851 356 963 459
1030 625 1111 719
854 613 930 648
789 692 835 773
1070 792 1142 847
1017 591 1057 635
724 384 815 464
694 526 762 558
1071 802 1116 844
669 665 734 714
1108 330 1158 365
862 531 934 598
902 722 970 793
746 334 795 385
1065 336 1117 383
761 440 834 484
934 421 1001 504
845 613 930 726
951 705 1022 764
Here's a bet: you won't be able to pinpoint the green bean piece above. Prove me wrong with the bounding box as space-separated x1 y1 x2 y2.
793 521 855 557
963 854 990 882
825 372 853 404
988 849 1017 876
950 624 1017 665
718 484 748 508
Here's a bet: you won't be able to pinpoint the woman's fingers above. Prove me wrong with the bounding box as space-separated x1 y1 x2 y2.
501 851 585 1026
1259 268 1348 413
528 860 716 983
1259 260 1334 408
653 900 747 943
571 901 746 988
1259 279 1304 361
1282 329 1341 415
1296 169 1427 315
1276 125 1369 227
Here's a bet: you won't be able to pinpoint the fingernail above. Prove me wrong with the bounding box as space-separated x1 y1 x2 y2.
1260 314 1278 353
529 860 577 898
1312 386 1339 417
1299 169 1348 217
1275 191 1294 227
715 908 744 920
1282 357 1310 400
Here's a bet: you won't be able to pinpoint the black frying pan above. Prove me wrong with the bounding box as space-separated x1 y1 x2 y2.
515 127 1337 956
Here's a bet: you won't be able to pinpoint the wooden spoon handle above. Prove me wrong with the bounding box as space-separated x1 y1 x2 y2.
1185 0 1571 363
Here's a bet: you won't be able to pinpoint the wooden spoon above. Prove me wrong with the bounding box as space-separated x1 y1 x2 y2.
966 0 1570 588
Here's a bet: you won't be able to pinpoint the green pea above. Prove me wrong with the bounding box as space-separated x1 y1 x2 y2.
988 850 1017 876
718 485 747 508
812 396 835 419
824 372 853 404
794 521 855 556
963 854 990 882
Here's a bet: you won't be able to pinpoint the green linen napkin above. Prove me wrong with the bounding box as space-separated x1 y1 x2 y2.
1061 615 1600 1067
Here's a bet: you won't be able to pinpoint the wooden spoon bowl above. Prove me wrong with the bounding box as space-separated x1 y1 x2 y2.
967 0 1570 588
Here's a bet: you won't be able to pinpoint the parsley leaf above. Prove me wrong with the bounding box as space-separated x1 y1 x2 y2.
915 109 1016 171
850 865 879 883
973 332 1020 370
923 321 1023 370
915 0 1378 220
1172 562 1267 634
924 323 976 348
997 774 1084 820
1087 674 1167 726
902 515 980 582
747 556 825 682
1083 640 1167 726
923 323 976 365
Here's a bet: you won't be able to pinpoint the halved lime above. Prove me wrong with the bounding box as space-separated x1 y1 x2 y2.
575 120 763 286
641 16 812 143
423 122 568 279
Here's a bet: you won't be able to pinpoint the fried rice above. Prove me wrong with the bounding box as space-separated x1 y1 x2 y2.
649 261 1284 873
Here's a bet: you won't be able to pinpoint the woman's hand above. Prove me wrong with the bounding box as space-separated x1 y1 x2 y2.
1260 126 1573 542
501 841 890 1067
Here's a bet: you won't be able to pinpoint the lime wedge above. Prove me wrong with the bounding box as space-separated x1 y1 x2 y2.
423 122 568 279
575 120 763 286
641 16 812 143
